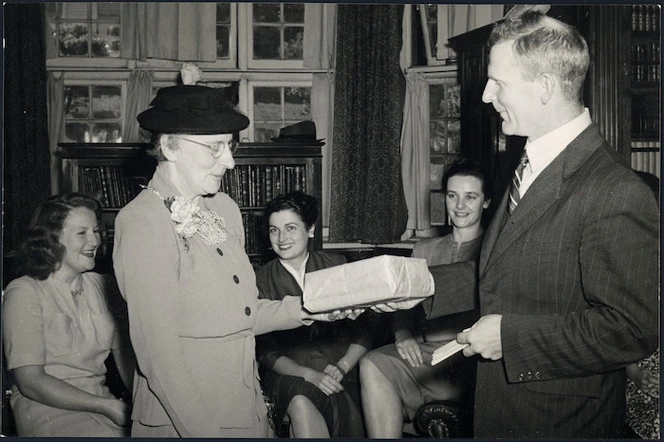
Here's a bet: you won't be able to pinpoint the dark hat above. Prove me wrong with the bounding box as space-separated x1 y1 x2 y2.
137 85 249 134
271 120 324 143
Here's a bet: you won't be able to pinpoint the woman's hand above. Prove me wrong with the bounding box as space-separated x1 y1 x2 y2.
303 368 345 396
103 397 132 428
396 336 423 368
632 367 659 398
323 364 344 382
302 308 365 322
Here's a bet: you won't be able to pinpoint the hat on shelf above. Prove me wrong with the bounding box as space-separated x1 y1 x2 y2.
137 63 249 135
271 120 324 143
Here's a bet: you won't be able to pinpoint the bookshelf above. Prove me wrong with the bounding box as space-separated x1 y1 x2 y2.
628 5 660 178
56 141 323 271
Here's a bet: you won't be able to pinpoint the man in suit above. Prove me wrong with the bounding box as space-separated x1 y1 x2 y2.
375 10 659 438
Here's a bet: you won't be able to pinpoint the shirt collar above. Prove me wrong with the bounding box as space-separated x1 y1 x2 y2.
525 108 592 174
279 253 310 290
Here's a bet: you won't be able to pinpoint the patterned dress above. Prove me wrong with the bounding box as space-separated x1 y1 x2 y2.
626 349 660 439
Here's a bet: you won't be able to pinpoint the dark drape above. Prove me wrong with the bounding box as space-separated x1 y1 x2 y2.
4 4 51 258
329 5 407 243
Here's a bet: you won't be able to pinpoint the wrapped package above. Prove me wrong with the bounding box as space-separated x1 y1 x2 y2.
303 255 435 313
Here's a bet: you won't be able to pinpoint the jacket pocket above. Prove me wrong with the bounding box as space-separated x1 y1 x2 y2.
523 374 601 398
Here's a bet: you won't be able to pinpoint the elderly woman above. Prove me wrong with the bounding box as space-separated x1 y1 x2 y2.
2 193 134 437
112 66 357 438
256 192 370 438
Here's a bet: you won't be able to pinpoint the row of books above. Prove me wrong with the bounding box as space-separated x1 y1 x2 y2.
221 164 308 208
631 43 660 85
632 102 659 139
631 144 661 179
632 5 659 35
241 211 265 255
78 166 145 208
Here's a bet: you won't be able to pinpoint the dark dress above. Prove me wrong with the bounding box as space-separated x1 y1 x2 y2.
255 251 371 437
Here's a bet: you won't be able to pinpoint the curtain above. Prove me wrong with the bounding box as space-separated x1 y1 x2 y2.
124 70 154 142
401 71 430 231
304 4 337 228
48 72 65 194
4 3 51 254
329 5 407 243
121 3 217 62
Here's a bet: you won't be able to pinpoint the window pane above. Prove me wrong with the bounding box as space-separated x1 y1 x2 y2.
284 87 310 120
430 163 445 191
254 122 282 142
430 192 446 225
430 120 447 154
216 25 230 58
253 3 280 23
447 120 461 153
92 86 122 119
284 26 303 60
429 85 445 118
217 3 231 23
95 3 120 20
253 26 280 59
253 87 281 120
65 86 90 119
59 23 89 56
92 123 122 142
284 3 304 22
60 2 89 19
65 122 91 142
91 23 120 57
446 85 460 118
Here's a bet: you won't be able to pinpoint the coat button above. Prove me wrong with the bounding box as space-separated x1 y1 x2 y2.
535 372 541 380
526 371 533 380
233 275 239 284
517 373 524 382
216 248 223 256
245 306 251 316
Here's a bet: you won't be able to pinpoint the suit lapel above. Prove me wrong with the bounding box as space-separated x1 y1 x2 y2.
480 124 606 277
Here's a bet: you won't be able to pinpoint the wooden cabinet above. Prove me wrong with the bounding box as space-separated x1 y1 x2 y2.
57 141 322 271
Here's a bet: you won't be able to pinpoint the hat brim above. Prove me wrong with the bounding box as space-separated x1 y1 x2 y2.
138 108 249 134
271 137 325 143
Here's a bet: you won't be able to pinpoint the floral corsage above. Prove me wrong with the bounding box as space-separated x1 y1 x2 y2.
143 185 227 251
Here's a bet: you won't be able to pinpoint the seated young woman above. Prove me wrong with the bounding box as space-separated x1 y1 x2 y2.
255 192 370 438
360 159 491 438
2 193 135 437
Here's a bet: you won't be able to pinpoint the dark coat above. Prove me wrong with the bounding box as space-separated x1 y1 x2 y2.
424 124 659 438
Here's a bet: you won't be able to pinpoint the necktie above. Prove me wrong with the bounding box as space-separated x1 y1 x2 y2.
508 151 529 214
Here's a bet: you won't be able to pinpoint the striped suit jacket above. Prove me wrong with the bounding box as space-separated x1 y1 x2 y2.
425 124 659 438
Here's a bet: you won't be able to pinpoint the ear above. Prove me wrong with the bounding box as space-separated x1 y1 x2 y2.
540 73 556 105
483 198 491 209
161 135 179 162
308 225 316 238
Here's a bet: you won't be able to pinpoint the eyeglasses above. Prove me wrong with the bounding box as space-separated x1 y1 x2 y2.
181 137 238 158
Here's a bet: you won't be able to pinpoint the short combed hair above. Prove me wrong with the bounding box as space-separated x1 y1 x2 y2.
488 10 589 103
443 158 492 201
141 130 181 162
20 193 101 280
264 191 319 230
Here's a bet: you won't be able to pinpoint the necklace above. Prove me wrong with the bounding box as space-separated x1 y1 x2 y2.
71 286 84 297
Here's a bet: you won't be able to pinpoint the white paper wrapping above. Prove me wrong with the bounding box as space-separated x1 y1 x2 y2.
302 255 435 313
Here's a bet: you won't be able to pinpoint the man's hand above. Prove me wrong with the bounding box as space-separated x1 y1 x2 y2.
456 314 503 360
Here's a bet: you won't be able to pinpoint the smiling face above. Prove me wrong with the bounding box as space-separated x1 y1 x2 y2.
58 207 101 279
482 41 544 140
170 133 235 199
446 175 490 232
268 209 314 268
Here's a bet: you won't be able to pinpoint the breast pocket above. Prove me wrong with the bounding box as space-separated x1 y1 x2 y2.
44 313 75 357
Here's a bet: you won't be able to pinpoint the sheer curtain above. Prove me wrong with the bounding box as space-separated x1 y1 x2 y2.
304 4 337 228
124 70 154 142
329 5 407 243
121 3 217 62
400 71 430 232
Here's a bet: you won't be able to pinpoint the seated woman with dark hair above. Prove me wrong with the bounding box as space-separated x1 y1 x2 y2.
2 193 135 437
255 192 370 438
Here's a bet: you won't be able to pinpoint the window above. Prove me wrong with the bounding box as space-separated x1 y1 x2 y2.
215 3 238 67
247 3 305 68
428 80 461 225
63 82 124 142
250 82 312 142
46 2 121 58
